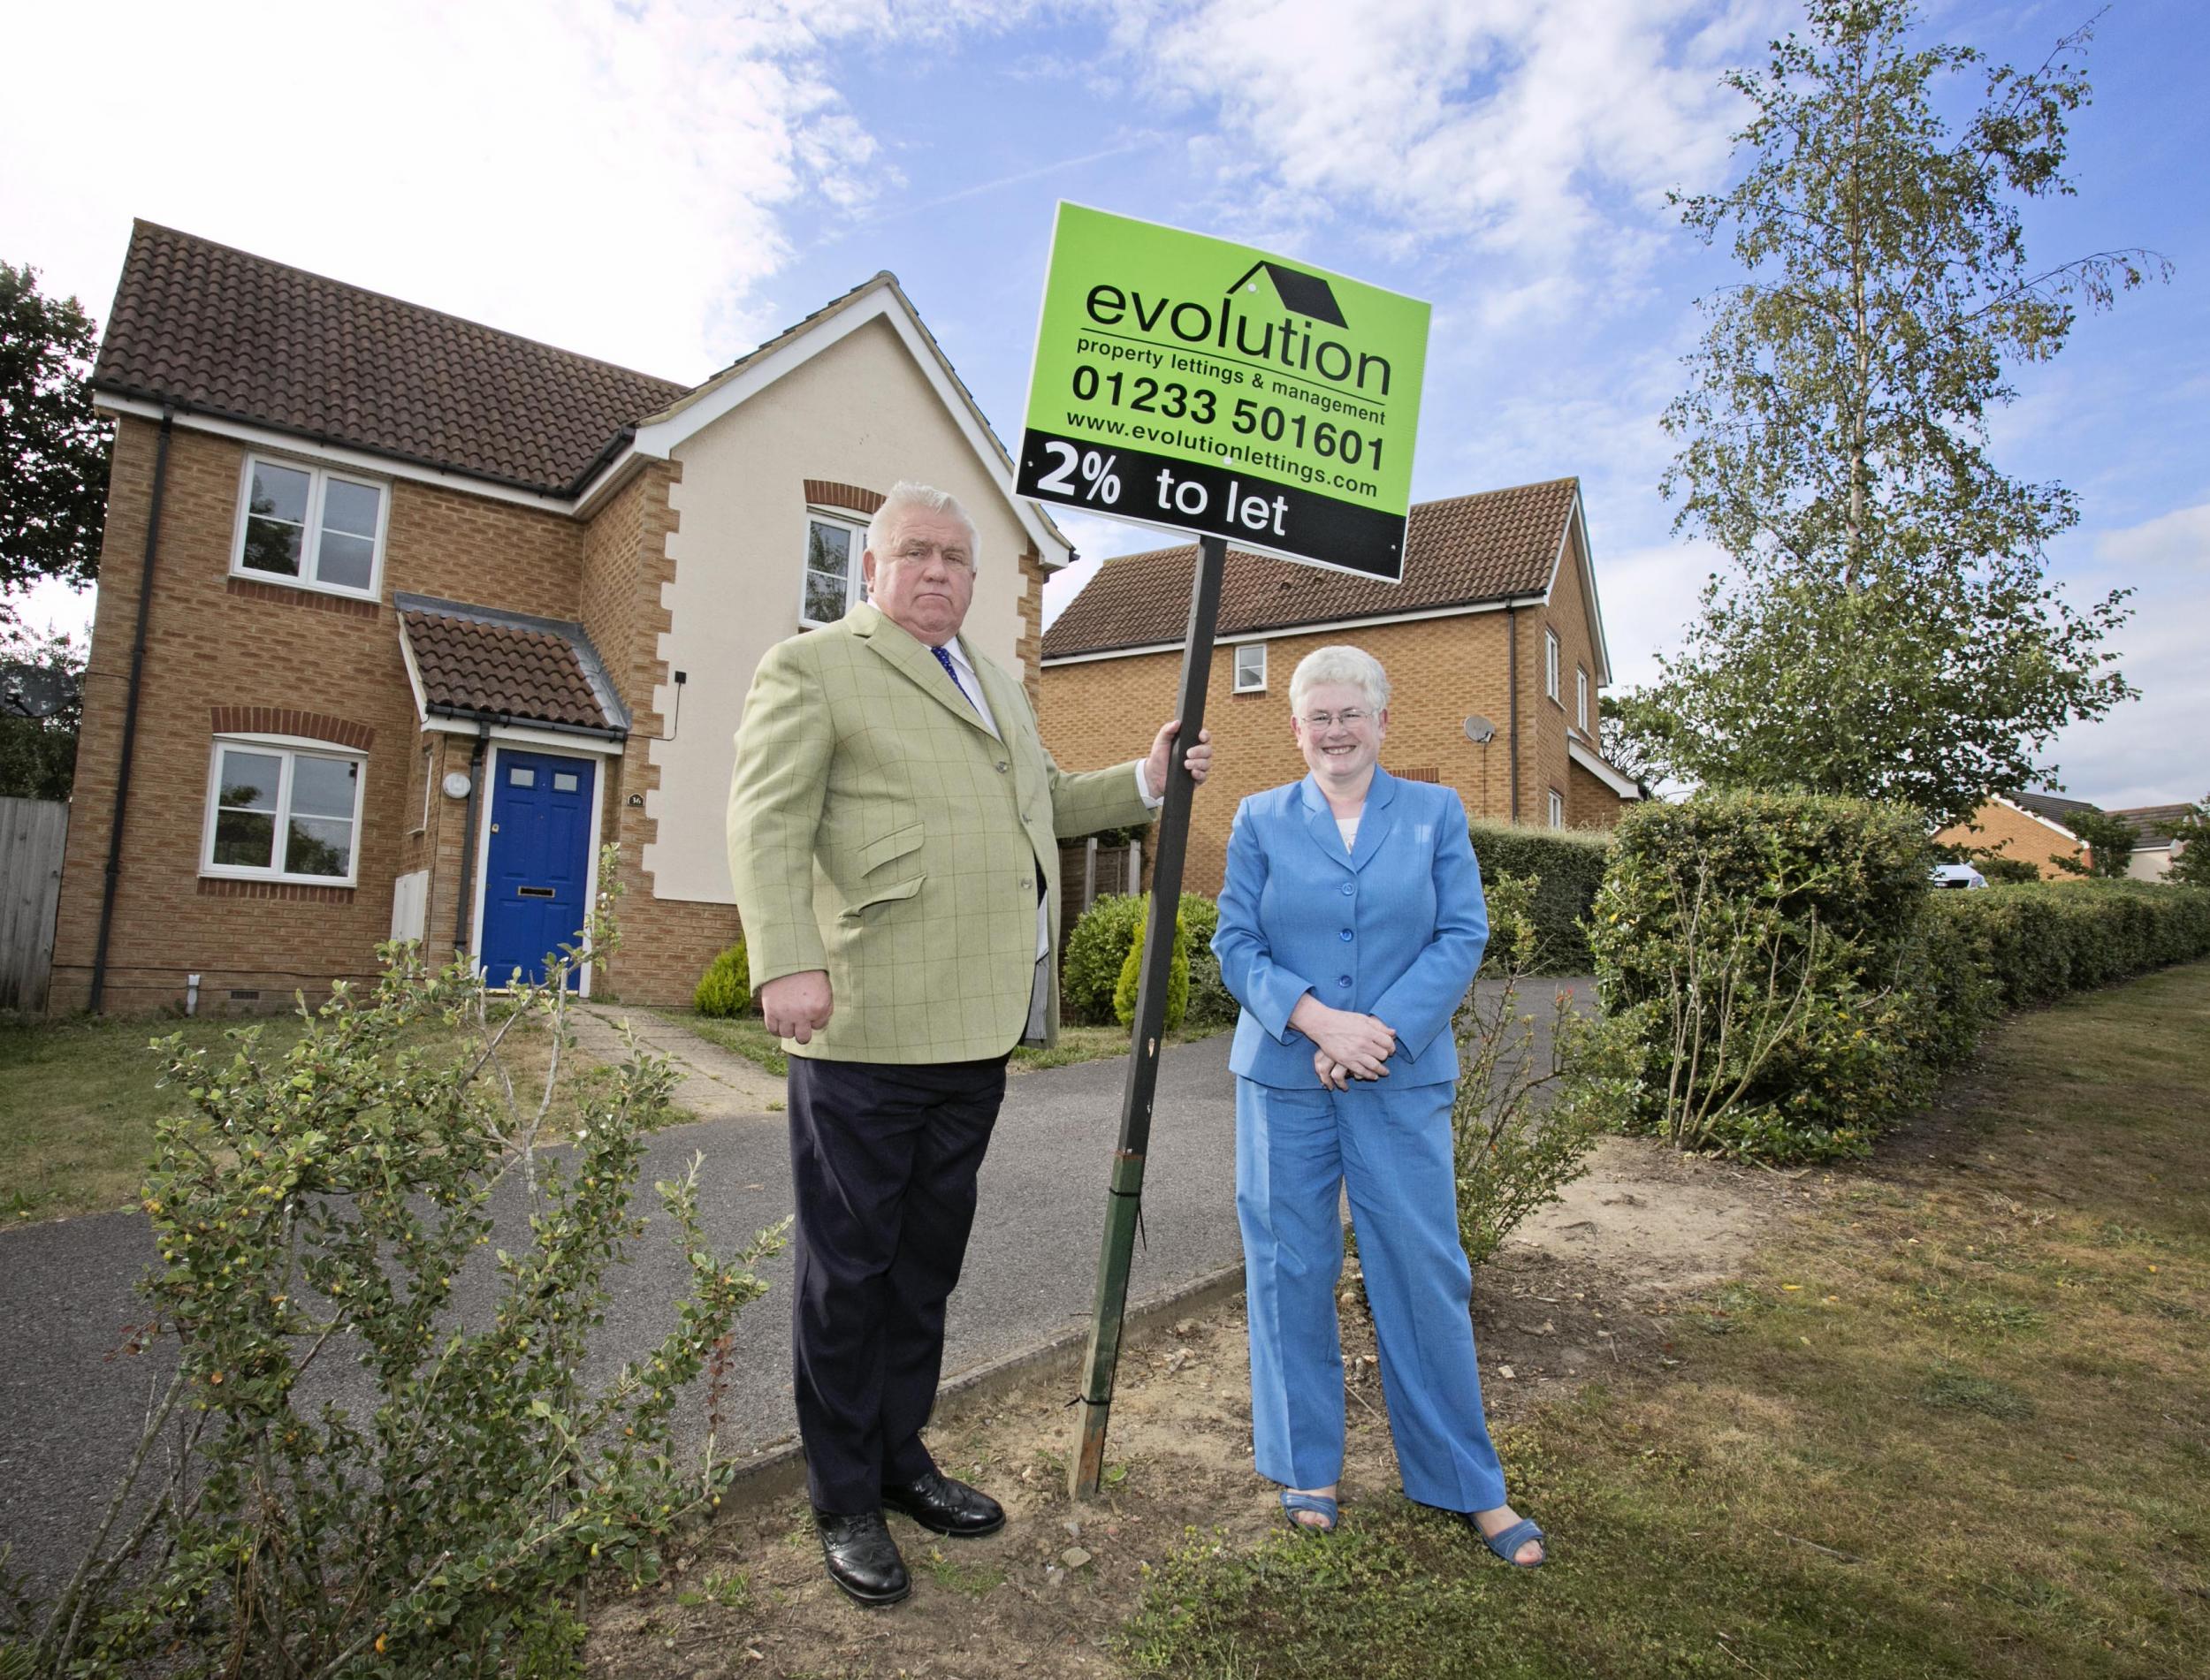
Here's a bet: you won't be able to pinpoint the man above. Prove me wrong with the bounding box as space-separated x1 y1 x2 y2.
727 482 1211 1607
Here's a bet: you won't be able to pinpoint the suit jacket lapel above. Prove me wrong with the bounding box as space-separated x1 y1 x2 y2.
1349 766 1399 873
1299 775 1354 870
849 604 995 736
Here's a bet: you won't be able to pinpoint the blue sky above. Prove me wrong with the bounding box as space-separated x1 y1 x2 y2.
5 0 2202 810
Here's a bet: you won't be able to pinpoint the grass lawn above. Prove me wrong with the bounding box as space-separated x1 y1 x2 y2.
1121 962 2210 1678
664 1010 1222 1078
1 1003 633 1224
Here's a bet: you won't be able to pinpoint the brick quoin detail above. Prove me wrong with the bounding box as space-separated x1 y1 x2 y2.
210 706 376 750
225 575 382 618
803 479 885 515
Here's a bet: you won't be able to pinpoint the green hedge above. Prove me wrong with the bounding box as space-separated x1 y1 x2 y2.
1590 793 1937 1160
1928 879 2210 1009
1465 821 1612 974
1591 793 2210 1163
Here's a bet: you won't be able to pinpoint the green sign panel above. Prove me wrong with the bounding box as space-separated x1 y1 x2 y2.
1018 203 1430 582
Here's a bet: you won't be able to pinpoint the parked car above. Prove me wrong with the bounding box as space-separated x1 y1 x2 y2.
1930 863 1987 890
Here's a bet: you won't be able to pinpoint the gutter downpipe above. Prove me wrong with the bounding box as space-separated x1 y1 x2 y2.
1506 604 1521 825
452 722 493 961
89 410 174 1014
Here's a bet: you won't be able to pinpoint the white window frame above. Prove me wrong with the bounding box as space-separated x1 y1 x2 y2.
411 741 434 834
799 508 870 627
1544 627 1561 703
1576 666 1589 731
230 452 389 601
1549 787 1566 829
1232 642 1267 693
200 734 370 887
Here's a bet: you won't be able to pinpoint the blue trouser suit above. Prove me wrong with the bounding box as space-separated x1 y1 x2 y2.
1213 768 1504 1511
1237 1076 1506 1510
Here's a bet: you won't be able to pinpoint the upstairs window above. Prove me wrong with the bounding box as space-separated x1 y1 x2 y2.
1544 627 1561 703
1577 666 1589 731
1232 642 1267 692
801 513 869 626
202 738 366 885
233 456 386 597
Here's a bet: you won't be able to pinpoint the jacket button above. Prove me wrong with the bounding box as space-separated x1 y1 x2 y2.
996 761 1010 772
1337 976 1352 988
1339 929 1353 941
1340 882 1354 896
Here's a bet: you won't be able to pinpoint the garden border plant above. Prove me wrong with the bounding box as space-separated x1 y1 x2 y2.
2 848 787 1680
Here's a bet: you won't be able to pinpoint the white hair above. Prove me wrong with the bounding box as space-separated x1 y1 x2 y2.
1289 644 1391 714
866 481 979 563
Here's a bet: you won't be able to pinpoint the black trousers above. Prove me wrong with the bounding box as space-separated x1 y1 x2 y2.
785 1052 1010 1514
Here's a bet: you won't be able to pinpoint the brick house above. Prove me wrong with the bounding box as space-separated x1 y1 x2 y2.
1932 792 2094 879
1037 478 1639 898
51 222 1075 1015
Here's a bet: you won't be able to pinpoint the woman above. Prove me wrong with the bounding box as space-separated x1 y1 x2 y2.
1211 644 1543 1566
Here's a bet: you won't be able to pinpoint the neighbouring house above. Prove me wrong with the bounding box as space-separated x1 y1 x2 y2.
2108 803 2194 881
1036 478 1639 900
1933 791 2096 879
50 221 1078 1015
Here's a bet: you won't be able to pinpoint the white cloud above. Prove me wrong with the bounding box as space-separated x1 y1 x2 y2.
2094 502 2210 572
1107 0 1779 308
0 1 941 379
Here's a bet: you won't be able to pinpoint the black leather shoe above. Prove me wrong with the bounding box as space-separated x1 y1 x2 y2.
880 1469 1006 1539
813 1509 910 1606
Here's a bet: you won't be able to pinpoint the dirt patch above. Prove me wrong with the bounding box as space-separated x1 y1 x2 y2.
585 1134 1796 1678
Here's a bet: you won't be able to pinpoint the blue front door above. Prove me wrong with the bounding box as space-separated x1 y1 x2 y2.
480 749 596 989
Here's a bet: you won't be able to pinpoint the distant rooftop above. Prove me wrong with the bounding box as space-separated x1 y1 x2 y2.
1042 478 1581 659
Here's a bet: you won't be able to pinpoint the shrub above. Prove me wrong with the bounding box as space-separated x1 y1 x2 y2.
1589 793 1937 1161
1465 820 1612 973
1183 945 1239 1031
1063 893 1214 1027
1450 874 1612 1266
1062 894 1147 1025
1114 908 1190 1034
9 853 787 1679
1971 852 2043 886
693 939 752 1017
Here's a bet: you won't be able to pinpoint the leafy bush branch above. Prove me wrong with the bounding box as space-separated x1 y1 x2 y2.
5 847 787 1678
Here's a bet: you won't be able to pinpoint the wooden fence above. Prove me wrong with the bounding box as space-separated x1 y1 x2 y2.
0 796 69 1012
1057 835 1143 946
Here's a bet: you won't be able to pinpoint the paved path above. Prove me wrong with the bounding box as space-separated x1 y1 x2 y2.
0 979 1590 1600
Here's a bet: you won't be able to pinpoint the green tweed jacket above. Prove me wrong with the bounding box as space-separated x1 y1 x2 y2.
727 602 1155 1062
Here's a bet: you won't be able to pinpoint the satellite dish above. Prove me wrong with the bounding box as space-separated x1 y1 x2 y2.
1463 715 1496 745
1 665 72 719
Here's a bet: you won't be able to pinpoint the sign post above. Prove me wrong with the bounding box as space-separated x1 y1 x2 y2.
1017 204 1429 1501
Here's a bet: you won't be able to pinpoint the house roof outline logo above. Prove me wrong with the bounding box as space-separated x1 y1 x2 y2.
1225 261 1348 329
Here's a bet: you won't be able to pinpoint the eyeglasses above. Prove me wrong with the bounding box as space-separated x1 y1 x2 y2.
1299 708 1371 729
886 538 973 571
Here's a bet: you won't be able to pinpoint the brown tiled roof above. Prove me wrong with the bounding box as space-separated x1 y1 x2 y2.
2108 803 2191 847
93 221 690 496
1041 478 1580 658
396 596 627 735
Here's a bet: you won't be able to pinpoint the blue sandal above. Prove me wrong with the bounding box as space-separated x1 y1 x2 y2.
1467 1514 1545 1568
1279 1491 1339 1533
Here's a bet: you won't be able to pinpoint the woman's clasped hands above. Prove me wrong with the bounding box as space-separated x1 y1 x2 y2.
1288 995 1397 1091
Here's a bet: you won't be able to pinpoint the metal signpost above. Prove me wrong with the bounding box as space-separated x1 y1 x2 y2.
1017 203 1429 1499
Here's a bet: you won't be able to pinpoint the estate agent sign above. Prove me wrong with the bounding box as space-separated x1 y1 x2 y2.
1017 203 1430 582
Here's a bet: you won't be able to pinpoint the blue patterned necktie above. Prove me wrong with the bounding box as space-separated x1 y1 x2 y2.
930 642 978 711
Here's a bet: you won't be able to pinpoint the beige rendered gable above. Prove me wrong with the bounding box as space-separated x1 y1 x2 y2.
644 315 1040 905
